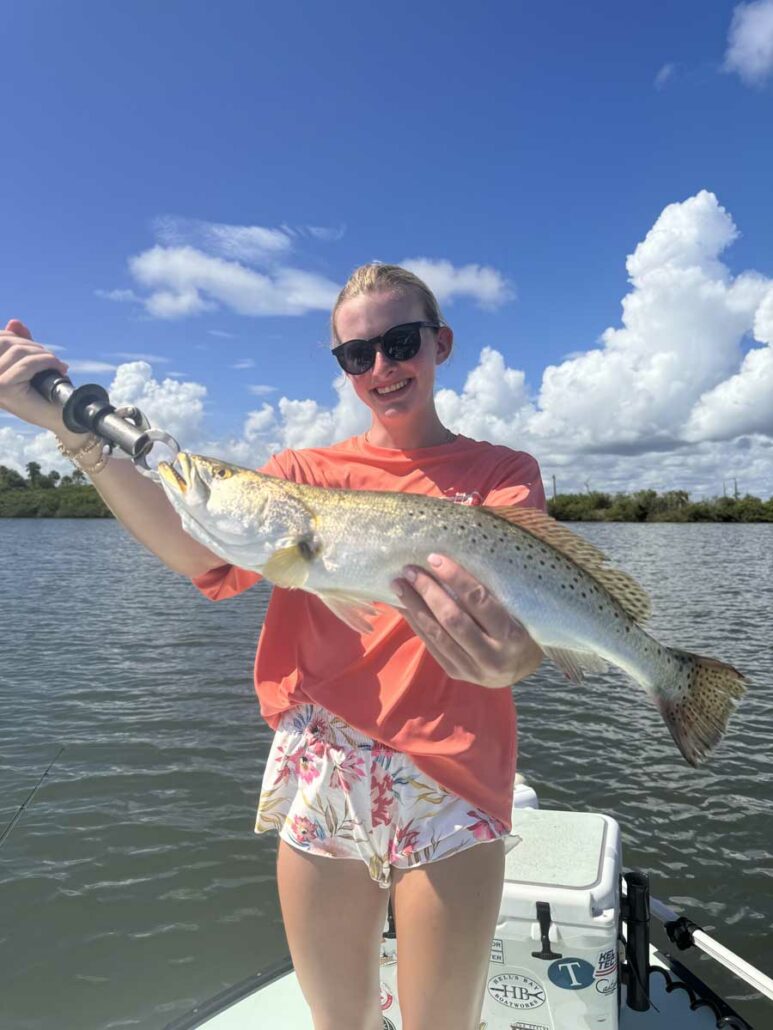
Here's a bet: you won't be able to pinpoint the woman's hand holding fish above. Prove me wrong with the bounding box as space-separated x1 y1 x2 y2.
391 554 543 688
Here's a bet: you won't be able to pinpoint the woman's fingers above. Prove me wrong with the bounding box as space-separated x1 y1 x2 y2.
423 555 520 640
394 593 473 681
0 348 68 383
0 326 69 429
5 319 33 340
391 556 539 687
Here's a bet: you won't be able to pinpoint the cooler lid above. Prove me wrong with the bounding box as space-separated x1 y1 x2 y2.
503 809 620 921
506 809 607 888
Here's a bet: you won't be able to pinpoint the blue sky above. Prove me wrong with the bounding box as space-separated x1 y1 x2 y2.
2 0 773 496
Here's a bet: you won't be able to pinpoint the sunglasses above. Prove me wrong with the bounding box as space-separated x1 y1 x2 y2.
332 321 440 375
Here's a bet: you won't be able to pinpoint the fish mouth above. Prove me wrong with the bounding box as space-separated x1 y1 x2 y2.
157 452 192 495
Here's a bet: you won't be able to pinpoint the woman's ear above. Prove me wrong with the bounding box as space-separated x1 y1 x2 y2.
435 326 453 365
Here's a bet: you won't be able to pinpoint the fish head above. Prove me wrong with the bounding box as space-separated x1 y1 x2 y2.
157 452 311 568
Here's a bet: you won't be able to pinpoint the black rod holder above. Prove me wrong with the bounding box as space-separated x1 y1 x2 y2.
624 870 651 1012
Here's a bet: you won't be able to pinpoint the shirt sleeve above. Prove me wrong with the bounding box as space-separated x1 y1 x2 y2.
190 451 289 601
485 453 547 514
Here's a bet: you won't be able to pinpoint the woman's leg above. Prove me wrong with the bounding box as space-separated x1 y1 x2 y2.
276 838 390 1030
391 838 505 1030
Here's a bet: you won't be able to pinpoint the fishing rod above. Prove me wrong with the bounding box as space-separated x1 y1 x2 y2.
0 746 66 850
30 368 181 479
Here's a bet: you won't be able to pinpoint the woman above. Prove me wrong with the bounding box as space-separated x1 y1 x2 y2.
0 263 545 1030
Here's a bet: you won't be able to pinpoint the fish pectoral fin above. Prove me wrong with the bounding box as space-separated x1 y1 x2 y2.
262 543 312 589
542 646 609 685
317 590 381 633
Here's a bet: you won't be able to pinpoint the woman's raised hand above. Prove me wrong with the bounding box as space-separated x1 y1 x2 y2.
0 319 70 431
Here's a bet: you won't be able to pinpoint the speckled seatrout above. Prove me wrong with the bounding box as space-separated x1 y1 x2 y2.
158 453 746 765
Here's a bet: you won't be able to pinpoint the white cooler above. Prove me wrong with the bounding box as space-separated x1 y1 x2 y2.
481 808 622 1030
378 799 622 1030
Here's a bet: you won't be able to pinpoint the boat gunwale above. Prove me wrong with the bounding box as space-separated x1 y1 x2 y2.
162 954 293 1030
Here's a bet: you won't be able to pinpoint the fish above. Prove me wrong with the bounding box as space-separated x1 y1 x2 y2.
157 452 746 766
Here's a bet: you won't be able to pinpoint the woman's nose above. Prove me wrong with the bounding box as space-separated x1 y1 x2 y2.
371 346 398 377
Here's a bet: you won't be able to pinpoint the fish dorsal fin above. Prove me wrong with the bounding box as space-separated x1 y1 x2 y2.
483 505 652 625
317 590 381 633
262 542 312 589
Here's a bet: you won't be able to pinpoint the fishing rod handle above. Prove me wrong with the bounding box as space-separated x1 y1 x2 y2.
30 368 153 461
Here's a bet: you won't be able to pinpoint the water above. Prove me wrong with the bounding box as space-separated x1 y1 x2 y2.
0 520 770 1029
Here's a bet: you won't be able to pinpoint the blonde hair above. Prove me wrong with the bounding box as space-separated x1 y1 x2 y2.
331 262 446 344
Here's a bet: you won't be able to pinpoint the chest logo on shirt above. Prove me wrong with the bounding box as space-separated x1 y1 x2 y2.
444 489 483 507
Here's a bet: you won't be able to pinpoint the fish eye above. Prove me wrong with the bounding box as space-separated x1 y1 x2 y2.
214 468 232 480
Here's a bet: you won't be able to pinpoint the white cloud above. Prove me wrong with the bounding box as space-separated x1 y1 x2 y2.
247 384 277 396
107 361 208 444
109 352 171 363
305 224 346 242
654 63 676 89
724 0 773 86
153 217 293 263
401 258 514 309
436 347 534 443
128 245 340 320
525 191 769 454
68 360 120 374
7 191 773 500
231 359 256 369
95 288 139 303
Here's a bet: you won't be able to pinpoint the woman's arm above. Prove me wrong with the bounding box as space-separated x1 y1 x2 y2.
0 320 223 578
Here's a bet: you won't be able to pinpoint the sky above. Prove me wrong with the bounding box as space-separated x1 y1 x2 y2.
2 0 773 498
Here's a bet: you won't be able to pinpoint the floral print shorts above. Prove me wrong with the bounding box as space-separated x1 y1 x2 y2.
255 703 509 889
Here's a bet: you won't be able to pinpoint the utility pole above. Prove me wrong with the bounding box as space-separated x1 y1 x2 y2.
552 474 557 499
734 478 739 500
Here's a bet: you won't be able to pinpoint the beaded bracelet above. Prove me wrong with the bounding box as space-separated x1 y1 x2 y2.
56 433 110 475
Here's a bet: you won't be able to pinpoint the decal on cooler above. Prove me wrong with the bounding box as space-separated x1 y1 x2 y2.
382 1018 396 1030
487 973 546 1010
380 982 393 1010
595 947 618 977
547 957 595 990
490 937 504 963
594 946 618 994
509 1022 550 1030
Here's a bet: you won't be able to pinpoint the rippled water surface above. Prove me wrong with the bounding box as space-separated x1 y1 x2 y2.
1 520 771 1028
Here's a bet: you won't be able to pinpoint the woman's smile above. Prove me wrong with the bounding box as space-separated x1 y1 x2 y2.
372 377 412 399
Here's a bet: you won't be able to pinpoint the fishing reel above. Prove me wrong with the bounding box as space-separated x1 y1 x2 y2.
31 369 180 479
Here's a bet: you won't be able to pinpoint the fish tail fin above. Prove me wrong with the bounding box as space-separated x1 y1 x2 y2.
655 648 746 765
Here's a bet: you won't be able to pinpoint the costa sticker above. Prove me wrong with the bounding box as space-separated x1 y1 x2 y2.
510 1022 550 1030
379 982 393 1010
547 957 595 990
487 972 546 1010
595 977 617 995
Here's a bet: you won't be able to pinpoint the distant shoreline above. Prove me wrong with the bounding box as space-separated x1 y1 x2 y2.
1 477 772 522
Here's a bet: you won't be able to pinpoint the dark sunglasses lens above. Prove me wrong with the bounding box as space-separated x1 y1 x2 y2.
339 340 376 374
383 326 421 361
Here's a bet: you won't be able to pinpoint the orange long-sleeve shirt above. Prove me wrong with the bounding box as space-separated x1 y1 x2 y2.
191 434 546 827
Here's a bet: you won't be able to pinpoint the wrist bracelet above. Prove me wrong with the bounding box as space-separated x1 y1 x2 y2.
56 433 110 475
